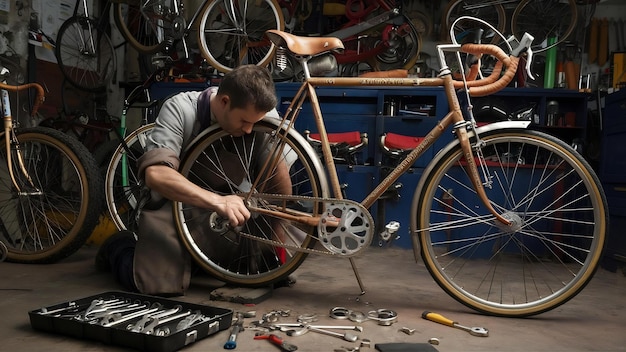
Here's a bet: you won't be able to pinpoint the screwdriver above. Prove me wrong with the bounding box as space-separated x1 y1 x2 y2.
224 312 244 349
421 311 489 337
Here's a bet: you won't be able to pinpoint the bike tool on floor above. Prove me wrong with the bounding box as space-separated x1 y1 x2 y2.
421 311 489 337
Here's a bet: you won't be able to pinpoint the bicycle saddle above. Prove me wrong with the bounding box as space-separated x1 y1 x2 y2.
266 30 344 56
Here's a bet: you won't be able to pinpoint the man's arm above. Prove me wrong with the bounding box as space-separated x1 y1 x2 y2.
144 165 250 227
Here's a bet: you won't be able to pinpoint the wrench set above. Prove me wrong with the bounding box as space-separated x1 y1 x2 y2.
29 291 233 352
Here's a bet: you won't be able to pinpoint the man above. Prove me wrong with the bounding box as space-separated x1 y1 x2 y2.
97 65 286 295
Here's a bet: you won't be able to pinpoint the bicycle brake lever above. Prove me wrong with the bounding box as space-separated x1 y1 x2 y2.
509 33 535 80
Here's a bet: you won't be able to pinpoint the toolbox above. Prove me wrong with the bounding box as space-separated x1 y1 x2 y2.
28 291 233 352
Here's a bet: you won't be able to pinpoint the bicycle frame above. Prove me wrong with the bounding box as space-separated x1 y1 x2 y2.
264 71 513 229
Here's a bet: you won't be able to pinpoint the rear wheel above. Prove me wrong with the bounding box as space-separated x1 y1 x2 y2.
414 129 607 317
174 120 326 286
0 128 103 263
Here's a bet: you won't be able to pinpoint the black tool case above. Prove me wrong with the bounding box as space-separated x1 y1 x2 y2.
28 291 233 352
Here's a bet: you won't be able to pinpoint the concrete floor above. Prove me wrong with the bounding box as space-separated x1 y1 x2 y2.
1 244 625 352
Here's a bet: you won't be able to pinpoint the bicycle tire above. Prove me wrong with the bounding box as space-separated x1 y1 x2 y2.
0 127 103 263
55 16 117 92
198 0 284 73
442 0 506 45
413 129 607 317
113 0 170 55
105 123 155 232
511 0 578 53
174 119 327 287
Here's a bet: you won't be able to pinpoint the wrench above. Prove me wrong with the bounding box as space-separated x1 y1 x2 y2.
287 325 359 342
421 311 489 337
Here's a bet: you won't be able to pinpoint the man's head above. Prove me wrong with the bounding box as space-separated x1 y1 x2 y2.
213 65 277 136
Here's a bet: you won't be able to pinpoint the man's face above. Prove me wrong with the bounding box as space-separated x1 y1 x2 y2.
215 96 266 137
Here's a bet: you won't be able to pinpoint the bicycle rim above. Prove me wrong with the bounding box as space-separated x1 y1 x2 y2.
414 130 607 317
55 16 116 92
442 0 506 45
0 128 102 263
114 0 169 54
512 0 578 53
175 120 326 287
198 0 284 73
105 123 154 231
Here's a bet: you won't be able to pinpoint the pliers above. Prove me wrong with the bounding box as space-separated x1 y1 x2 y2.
254 333 298 351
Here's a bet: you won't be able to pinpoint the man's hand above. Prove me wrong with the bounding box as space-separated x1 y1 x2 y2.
213 195 250 228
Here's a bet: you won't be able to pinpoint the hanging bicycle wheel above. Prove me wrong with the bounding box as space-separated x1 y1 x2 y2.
413 129 607 317
114 0 170 54
369 15 421 71
442 0 507 45
55 16 116 92
0 127 103 263
511 0 578 53
105 123 155 232
198 0 284 73
174 119 328 287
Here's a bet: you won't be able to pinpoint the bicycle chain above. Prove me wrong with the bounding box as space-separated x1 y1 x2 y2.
238 193 375 257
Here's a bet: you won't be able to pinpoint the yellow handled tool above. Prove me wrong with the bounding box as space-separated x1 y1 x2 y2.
421 311 489 337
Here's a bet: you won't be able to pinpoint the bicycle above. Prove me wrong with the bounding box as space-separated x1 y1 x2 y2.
442 0 578 53
113 0 284 74
0 67 104 263
39 78 117 153
271 0 421 79
54 0 117 92
142 15 607 318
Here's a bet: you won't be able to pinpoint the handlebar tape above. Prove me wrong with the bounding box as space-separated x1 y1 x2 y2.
454 43 520 97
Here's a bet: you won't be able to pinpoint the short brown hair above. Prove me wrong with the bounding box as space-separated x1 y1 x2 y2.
217 65 277 112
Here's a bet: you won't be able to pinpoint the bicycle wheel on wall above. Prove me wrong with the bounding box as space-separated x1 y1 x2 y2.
441 0 506 44
174 119 327 287
198 0 284 73
361 15 421 71
55 16 117 92
113 0 170 54
105 123 155 232
511 0 577 53
413 129 607 317
0 127 103 263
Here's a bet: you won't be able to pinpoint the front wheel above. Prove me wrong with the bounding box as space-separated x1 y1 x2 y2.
413 129 607 317
174 120 327 287
198 0 284 73
105 123 155 232
55 16 117 91
0 127 103 263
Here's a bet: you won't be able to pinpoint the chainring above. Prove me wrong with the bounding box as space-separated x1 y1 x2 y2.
318 200 374 256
